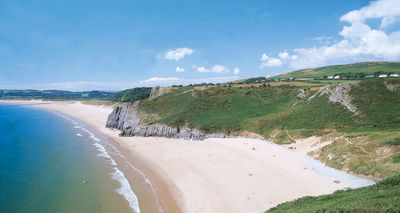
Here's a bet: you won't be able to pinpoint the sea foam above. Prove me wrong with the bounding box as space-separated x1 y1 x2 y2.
112 168 141 213
92 142 140 212
67 121 140 212
93 143 117 166
74 125 100 142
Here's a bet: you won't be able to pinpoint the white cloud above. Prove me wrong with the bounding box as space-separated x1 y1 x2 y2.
260 0 400 69
195 66 210 73
260 54 283 67
211 64 228 73
340 0 400 28
233 67 240 75
139 76 240 86
140 77 180 84
175 66 185 72
164 47 194 61
194 64 230 73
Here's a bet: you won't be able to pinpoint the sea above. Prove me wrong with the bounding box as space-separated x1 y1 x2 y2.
0 104 161 213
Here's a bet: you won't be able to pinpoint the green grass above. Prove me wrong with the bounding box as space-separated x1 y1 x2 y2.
139 85 354 141
266 175 400 213
385 138 400 146
109 87 152 102
277 61 400 79
349 79 400 130
393 155 400 163
140 79 400 143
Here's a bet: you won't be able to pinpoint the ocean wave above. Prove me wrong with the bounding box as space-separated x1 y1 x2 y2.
74 125 100 142
106 143 163 213
112 168 141 213
56 114 141 213
107 143 164 213
92 143 140 212
93 143 117 166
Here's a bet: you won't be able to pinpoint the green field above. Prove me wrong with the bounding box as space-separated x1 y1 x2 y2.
267 175 400 213
276 61 400 79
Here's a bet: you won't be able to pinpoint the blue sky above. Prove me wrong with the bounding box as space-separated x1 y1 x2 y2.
1 0 399 90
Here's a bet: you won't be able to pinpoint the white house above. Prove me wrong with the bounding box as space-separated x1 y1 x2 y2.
334 75 340 79
390 73 399 77
327 76 334 79
378 74 388 78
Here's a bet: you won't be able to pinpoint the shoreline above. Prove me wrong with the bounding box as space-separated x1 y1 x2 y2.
0 100 374 212
0 100 181 213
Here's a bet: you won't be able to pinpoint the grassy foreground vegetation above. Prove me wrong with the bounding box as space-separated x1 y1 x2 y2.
266 175 400 213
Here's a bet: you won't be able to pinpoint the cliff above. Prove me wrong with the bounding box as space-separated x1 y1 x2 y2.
106 102 225 140
308 83 357 113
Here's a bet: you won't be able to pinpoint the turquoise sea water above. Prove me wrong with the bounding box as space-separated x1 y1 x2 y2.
0 104 142 213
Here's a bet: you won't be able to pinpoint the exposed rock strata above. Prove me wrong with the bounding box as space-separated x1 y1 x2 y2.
297 89 307 99
148 87 166 100
106 102 225 140
309 84 357 113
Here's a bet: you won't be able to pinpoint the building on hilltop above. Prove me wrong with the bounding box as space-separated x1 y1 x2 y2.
390 73 399 78
378 74 388 78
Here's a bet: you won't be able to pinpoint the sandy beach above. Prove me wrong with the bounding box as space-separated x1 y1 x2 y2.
1 100 374 213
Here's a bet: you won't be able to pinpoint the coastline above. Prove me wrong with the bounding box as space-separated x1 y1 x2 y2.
0 100 181 213
0 100 374 212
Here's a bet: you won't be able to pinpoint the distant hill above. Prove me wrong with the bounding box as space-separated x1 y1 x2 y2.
275 61 400 79
0 89 115 100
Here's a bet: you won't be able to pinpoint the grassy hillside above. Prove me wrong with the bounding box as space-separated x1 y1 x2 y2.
109 87 152 102
267 175 400 213
137 79 400 178
277 62 400 79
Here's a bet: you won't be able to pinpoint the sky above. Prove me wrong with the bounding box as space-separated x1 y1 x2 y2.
0 0 399 90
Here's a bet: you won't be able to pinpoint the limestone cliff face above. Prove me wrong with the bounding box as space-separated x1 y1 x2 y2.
308 83 357 114
106 102 225 140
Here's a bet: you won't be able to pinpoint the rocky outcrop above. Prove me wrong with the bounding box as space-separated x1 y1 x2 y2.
309 84 357 113
106 102 225 140
297 89 307 99
384 81 399 91
148 87 166 100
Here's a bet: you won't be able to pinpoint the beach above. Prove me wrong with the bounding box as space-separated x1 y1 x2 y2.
1 100 374 213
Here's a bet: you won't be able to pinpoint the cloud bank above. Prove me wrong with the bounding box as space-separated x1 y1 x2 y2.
261 0 400 69
139 76 239 86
